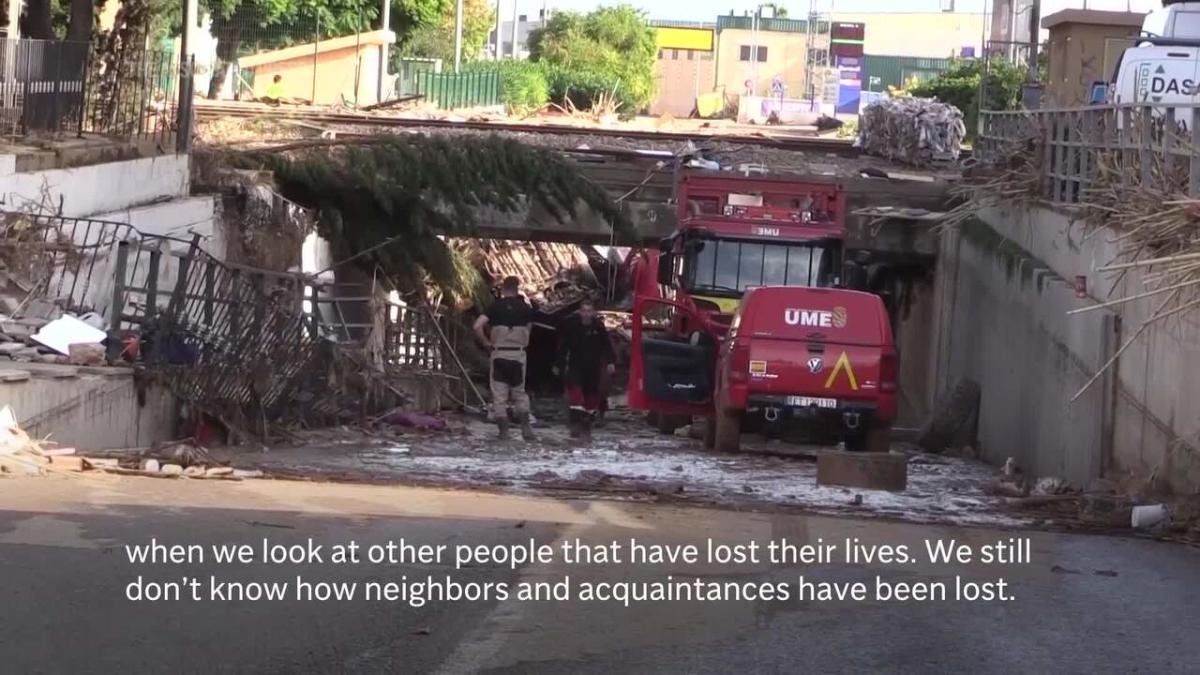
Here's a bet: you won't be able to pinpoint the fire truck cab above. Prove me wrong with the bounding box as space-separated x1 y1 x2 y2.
653 172 847 335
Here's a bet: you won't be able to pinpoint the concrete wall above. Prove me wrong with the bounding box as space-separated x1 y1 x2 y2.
715 28 810 98
1043 13 1141 106
651 49 716 117
0 153 189 218
931 217 1116 486
834 12 986 58
953 204 1200 493
2 363 177 451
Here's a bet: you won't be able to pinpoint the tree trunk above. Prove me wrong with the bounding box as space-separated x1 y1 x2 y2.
206 20 241 99
23 0 54 39
67 0 94 43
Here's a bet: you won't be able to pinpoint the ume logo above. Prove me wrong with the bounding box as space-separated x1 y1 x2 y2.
785 308 833 327
785 306 848 328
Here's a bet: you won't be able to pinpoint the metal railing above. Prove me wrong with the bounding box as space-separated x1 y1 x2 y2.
415 71 501 110
0 38 181 142
978 103 1200 204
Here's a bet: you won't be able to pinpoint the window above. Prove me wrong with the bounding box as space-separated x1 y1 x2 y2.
1172 12 1200 38
739 46 767 62
686 239 834 294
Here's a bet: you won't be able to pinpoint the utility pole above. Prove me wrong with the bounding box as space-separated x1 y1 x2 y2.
454 0 464 72
379 0 391 101
510 2 519 59
177 0 194 153
1025 0 1039 81
493 1 502 59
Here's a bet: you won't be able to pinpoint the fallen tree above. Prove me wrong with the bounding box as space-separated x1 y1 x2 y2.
213 134 633 304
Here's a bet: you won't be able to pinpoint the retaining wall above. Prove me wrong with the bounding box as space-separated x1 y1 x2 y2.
935 204 1200 493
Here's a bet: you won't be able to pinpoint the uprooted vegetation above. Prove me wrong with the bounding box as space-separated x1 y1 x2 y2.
206 133 633 303
946 116 1200 408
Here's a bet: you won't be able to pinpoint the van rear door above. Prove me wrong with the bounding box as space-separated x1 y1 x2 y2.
734 287 893 407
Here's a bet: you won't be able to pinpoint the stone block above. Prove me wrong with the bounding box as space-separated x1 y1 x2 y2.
817 450 908 492
68 343 106 366
49 456 86 472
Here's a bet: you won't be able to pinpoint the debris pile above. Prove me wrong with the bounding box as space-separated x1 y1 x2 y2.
454 239 599 311
857 97 965 168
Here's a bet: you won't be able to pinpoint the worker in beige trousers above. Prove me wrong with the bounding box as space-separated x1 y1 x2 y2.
473 276 537 440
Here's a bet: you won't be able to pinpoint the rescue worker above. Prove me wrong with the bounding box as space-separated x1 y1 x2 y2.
473 276 537 441
557 299 615 439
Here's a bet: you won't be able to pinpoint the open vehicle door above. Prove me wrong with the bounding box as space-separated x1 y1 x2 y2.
627 296 720 418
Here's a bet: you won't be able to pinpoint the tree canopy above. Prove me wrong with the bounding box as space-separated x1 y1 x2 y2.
527 5 657 113
399 0 492 64
226 135 632 302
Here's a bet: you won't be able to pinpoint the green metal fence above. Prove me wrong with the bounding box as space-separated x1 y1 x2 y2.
863 55 955 93
415 71 501 109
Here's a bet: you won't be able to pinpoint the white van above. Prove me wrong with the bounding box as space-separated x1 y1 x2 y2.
1110 3 1200 127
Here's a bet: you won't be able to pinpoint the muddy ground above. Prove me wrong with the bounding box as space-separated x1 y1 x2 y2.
199 402 1032 530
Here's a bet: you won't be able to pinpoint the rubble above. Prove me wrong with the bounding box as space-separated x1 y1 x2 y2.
857 97 965 168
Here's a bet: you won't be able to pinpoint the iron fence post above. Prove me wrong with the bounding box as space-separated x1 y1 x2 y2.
77 43 90 137
107 240 130 363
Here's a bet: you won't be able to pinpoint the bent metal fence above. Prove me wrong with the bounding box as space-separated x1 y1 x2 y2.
0 38 181 142
4 212 458 431
978 103 1200 204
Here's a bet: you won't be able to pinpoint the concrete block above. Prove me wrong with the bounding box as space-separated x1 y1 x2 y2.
0 369 31 382
49 456 85 471
141 458 160 473
205 467 234 477
160 463 184 475
817 451 908 491
82 457 119 469
183 466 206 477
68 343 105 366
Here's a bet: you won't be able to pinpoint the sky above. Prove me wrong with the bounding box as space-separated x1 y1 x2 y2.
503 0 1164 24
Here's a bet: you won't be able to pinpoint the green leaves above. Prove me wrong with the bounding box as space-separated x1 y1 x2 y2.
526 4 657 113
910 57 1028 137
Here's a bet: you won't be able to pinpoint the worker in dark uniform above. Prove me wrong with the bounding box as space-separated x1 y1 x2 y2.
473 276 537 441
557 299 615 439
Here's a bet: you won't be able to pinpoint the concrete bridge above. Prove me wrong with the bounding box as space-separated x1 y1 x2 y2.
472 150 951 262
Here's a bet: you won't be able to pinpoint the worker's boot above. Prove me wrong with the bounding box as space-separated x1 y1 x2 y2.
567 409 582 438
519 413 537 442
496 418 511 440
580 412 594 441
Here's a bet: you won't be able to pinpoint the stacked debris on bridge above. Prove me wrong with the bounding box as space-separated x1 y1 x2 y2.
857 98 965 168
452 238 601 312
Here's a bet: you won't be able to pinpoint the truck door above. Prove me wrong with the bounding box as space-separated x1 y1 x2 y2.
627 296 719 417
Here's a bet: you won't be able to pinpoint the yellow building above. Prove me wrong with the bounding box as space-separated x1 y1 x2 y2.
713 15 822 99
650 23 717 117
833 12 986 58
238 31 395 106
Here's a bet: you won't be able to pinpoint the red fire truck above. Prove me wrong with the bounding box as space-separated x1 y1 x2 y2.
625 170 897 451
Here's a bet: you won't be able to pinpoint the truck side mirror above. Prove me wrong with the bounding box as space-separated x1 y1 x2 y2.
657 253 674 285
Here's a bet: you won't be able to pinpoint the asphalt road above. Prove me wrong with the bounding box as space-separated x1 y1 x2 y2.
1 475 1197 674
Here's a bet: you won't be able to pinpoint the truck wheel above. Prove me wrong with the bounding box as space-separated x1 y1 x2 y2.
703 417 716 450
916 379 981 453
713 409 741 453
866 423 892 453
657 413 688 435
645 411 660 427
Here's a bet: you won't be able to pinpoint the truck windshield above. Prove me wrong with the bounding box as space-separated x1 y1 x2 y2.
684 238 836 295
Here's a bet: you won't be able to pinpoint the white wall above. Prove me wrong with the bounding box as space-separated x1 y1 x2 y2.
0 154 190 219
970 204 1200 493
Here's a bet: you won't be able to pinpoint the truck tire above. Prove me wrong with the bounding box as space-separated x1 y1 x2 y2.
866 423 892 453
703 417 716 450
657 413 689 435
713 409 741 453
916 379 981 453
